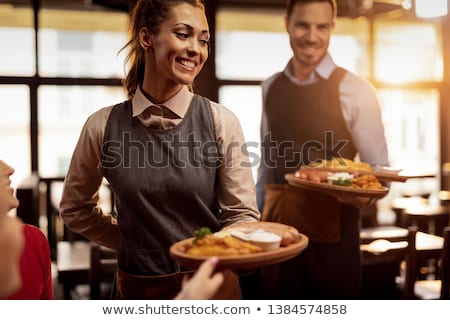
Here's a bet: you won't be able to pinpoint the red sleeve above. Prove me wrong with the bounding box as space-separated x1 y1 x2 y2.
31 225 54 299
7 224 54 300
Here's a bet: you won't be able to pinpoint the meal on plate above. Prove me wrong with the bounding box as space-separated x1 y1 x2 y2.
186 234 262 256
294 168 384 190
185 227 282 256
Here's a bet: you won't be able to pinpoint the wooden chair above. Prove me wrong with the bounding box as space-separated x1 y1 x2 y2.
360 226 414 298
390 197 429 228
403 226 450 299
45 178 116 299
89 244 117 299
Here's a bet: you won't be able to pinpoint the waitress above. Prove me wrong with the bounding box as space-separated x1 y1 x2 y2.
59 0 262 299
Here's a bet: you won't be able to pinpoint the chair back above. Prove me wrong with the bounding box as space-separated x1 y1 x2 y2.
403 226 449 299
360 226 415 299
439 226 450 299
360 226 413 261
403 226 419 299
89 244 117 299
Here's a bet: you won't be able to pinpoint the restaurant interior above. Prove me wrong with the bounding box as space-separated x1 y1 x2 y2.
1 0 450 299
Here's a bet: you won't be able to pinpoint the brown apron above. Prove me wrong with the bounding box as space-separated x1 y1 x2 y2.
262 184 341 242
116 267 241 300
259 184 361 298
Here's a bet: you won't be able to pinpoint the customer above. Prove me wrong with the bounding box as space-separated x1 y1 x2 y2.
0 160 53 299
175 257 224 300
60 0 262 300
0 160 24 298
254 0 389 299
4 223 54 300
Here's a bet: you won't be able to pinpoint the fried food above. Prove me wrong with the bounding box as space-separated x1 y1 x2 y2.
186 235 262 256
351 175 384 190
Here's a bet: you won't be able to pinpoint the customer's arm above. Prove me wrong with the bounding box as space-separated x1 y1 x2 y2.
174 257 223 300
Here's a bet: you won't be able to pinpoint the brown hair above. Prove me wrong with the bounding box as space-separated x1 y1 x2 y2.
286 0 337 19
120 0 206 98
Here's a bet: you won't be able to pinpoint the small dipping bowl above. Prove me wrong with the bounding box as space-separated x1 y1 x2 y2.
231 229 282 251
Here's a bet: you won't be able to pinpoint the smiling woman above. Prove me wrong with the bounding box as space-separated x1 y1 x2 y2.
59 0 263 300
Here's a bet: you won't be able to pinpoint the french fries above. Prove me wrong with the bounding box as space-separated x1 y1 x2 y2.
186 235 262 256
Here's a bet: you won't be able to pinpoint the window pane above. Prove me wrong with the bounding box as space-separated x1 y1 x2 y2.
374 20 443 83
0 85 31 191
0 4 35 76
377 89 440 223
39 9 128 78
329 18 370 78
38 85 126 177
218 85 262 182
216 8 290 80
216 31 291 80
379 88 439 174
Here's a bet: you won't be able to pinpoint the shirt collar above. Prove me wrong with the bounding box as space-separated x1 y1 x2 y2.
132 85 193 118
284 52 336 84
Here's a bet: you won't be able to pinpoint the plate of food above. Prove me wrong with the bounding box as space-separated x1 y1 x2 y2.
305 158 411 182
285 171 389 207
170 222 309 270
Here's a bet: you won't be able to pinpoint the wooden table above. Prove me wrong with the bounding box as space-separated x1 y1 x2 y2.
57 241 91 299
359 226 443 299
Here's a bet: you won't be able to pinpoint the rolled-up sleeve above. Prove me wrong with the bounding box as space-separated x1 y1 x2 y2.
340 73 389 167
59 106 120 250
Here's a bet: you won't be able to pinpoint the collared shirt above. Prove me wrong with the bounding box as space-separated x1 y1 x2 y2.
133 87 194 129
262 52 389 167
132 86 191 127
59 86 260 250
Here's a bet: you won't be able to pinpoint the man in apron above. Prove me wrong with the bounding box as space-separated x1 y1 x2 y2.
249 0 389 299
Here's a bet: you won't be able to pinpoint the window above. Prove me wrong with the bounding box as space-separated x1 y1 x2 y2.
0 85 31 189
0 3 128 221
0 4 35 76
38 85 126 177
374 20 443 83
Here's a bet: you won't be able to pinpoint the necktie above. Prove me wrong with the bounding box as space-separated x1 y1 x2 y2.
141 105 182 129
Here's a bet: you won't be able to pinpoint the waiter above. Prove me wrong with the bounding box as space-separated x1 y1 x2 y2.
252 0 388 299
